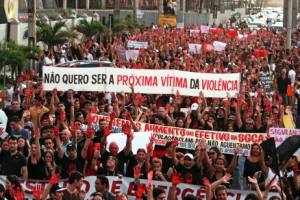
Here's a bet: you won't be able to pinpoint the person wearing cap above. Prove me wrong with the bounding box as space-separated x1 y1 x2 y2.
41 184 66 200
56 134 85 179
168 151 203 185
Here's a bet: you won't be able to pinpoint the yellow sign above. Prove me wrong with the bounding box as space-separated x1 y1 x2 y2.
4 0 18 21
7 0 15 19
158 15 177 27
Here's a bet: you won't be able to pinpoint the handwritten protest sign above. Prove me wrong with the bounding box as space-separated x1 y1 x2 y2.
43 67 240 98
268 128 300 156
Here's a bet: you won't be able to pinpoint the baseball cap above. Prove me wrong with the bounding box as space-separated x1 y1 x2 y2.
184 153 194 160
50 184 66 194
191 103 199 111
66 143 76 151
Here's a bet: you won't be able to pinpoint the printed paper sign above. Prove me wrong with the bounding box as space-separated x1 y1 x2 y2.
268 128 300 156
213 41 227 52
125 50 139 61
200 25 209 33
188 43 202 54
127 41 148 49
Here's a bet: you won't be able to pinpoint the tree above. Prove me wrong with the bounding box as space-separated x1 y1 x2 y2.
0 41 40 80
112 14 144 34
36 20 77 49
74 19 107 39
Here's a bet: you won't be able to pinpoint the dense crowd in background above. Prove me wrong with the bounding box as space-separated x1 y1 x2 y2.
0 22 300 200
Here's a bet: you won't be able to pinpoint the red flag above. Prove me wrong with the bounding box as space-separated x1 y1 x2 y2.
48 174 60 184
203 42 214 53
172 172 181 186
209 28 223 35
136 184 145 198
253 49 268 58
227 28 238 38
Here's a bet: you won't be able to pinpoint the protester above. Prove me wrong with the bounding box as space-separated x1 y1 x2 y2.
0 22 300 199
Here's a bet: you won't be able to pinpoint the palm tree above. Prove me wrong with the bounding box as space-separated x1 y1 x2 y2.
112 14 144 34
74 19 107 39
36 20 77 49
0 41 39 80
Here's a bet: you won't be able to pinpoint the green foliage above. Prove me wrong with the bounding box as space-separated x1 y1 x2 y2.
0 41 40 78
112 14 144 34
75 19 107 38
36 20 77 48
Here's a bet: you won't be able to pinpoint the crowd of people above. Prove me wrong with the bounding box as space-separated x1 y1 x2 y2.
0 19 300 200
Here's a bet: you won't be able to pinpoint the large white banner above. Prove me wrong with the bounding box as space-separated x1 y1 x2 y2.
0 176 279 200
43 67 241 98
92 114 267 156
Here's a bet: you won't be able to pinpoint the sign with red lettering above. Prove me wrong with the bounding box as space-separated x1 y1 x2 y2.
92 115 267 156
0 176 279 200
268 128 300 156
43 67 241 98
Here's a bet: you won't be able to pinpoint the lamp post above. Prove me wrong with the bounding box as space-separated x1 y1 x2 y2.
286 0 292 49
28 0 37 70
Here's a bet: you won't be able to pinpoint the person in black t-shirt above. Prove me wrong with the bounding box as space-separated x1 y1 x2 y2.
28 130 47 180
125 148 147 179
173 153 203 185
56 133 85 178
276 68 291 108
161 141 176 175
100 124 133 175
0 136 27 179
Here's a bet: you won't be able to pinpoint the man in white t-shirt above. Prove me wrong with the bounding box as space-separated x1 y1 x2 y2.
4 81 14 109
288 65 296 85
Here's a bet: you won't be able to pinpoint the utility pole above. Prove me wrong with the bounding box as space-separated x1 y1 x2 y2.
182 0 186 25
286 0 292 49
114 0 120 16
28 0 36 70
